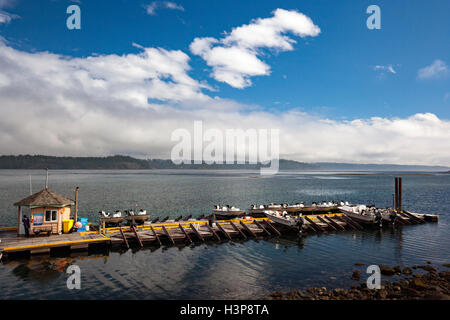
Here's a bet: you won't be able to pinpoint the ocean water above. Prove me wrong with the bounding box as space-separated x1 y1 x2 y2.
0 169 449 299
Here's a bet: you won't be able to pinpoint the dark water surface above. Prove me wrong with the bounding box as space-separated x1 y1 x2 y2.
0 169 449 299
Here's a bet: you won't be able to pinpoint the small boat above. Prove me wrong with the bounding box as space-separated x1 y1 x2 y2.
264 210 304 229
213 205 245 219
125 209 150 224
338 204 382 225
99 210 125 225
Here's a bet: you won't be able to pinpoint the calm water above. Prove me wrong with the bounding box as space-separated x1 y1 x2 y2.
0 169 449 299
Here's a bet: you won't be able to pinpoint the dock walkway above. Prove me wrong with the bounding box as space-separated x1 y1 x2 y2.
0 211 438 259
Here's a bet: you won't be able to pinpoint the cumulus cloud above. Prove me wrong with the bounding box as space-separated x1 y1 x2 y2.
0 41 449 166
190 9 320 88
144 1 184 16
417 59 448 80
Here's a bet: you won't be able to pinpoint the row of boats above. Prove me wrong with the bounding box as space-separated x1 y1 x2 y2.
213 201 348 218
213 202 397 231
99 209 150 225
98 201 397 231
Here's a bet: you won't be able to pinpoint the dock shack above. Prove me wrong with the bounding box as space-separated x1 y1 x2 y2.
14 188 75 236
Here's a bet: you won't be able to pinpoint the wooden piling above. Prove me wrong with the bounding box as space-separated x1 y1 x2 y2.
205 224 221 241
240 221 257 237
216 222 232 240
304 216 326 232
399 177 403 212
119 227 129 249
253 220 271 236
402 211 424 224
263 221 281 236
324 216 345 231
230 221 247 239
162 225 175 245
340 215 364 230
317 216 337 231
178 224 192 244
133 228 143 248
189 223 205 242
150 225 162 246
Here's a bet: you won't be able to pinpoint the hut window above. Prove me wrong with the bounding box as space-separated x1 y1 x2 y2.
45 210 58 222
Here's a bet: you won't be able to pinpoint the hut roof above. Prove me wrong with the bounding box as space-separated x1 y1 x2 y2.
14 188 74 207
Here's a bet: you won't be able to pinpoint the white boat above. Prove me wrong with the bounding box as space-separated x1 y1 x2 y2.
213 205 245 218
338 204 381 224
264 210 303 228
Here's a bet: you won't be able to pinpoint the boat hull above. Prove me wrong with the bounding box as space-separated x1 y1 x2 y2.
213 210 246 219
126 215 151 224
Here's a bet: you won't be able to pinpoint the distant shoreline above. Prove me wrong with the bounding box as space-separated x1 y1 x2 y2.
0 155 448 172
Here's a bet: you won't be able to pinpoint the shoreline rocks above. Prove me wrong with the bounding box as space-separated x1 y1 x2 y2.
268 263 450 300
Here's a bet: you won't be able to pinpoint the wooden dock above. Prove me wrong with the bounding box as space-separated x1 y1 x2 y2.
0 211 438 260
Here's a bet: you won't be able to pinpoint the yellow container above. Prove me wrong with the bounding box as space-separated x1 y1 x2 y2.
63 219 74 233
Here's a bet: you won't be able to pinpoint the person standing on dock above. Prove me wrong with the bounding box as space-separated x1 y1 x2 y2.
22 215 30 237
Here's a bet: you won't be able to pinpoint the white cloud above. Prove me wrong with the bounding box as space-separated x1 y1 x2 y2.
145 1 184 16
0 10 18 24
0 41 450 166
417 59 448 79
373 64 396 75
0 0 18 25
190 9 320 88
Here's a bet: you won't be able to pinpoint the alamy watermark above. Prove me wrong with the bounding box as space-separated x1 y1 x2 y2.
66 4 81 30
366 5 381 30
366 265 381 289
171 121 280 175
66 264 81 290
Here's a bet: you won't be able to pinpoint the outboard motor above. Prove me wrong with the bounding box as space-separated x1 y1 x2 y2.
375 210 382 228
297 214 305 235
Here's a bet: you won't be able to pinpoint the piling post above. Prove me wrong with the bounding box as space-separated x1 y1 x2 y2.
399 177 402 212
74 187 79 224
394 177 399 211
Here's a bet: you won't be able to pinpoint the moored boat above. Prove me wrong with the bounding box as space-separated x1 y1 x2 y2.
213 205 245 219
99 210 125 226
338 204 382 225
125 209 150 224
264 210 305 231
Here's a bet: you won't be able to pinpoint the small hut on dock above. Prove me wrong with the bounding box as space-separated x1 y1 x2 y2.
14 188 75 236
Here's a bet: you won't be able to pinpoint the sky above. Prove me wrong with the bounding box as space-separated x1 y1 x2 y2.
0 0 449 165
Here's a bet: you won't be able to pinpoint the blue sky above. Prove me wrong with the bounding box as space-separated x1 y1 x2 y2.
2 0 448 119
0 0 449 164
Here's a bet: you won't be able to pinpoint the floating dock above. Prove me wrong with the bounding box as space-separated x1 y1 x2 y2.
0 210 438 260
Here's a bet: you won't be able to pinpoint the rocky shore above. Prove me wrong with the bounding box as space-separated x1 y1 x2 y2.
269 263 450 300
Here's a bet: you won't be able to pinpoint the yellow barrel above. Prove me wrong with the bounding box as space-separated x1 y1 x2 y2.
63 219 74 233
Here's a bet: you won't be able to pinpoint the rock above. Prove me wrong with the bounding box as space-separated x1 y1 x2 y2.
380 265 396 276
271 291 283 298
402 267 413 275
402 287 420 297
352 270 361 281
394 266 402 274
412 278 428 290
426 261 432 264
377 290 388 299
418 265 436 272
